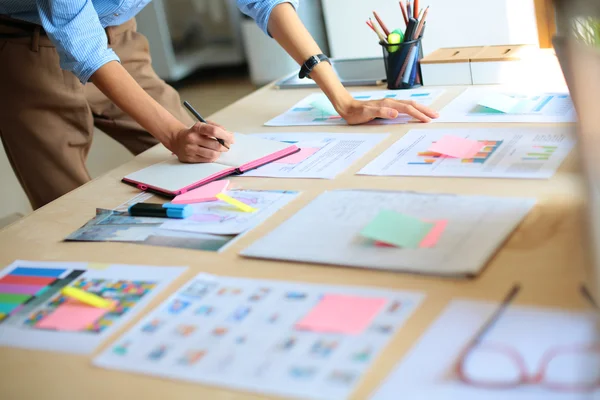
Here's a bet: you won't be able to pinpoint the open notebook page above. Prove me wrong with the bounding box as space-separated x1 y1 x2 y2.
123 160 232 193
216 133 295 168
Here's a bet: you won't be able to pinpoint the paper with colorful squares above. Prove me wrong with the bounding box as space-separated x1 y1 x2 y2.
94 273 425 400
0 260 186 354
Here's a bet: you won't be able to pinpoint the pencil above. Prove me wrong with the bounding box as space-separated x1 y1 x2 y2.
399 1 409 26
369 17 388 43
183 100 229 150
413 0 419 18
414 6 429 39
373 11 390 36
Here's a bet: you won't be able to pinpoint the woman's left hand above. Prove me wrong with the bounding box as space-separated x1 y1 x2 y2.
338 98 439 125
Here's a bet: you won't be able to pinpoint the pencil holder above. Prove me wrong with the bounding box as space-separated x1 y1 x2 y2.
381 37 424 90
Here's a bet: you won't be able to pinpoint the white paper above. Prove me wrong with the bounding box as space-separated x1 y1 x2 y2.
435 87 577 123
478 93 522 113
358 127 575 179
0 260 186 354
371 300 599 400
217 133 294 168
240 133 389 179
94 273 425 400
265 89 444 126
160 189 299 235
240 190 536 277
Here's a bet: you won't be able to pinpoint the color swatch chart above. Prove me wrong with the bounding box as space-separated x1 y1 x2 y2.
265 89 444 127
0 260 186 354
0 265 84 323
94 273 425 400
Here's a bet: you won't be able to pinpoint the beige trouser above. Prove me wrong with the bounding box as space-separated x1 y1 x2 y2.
0 17 194 209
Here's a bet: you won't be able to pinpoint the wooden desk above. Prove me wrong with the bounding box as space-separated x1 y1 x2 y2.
0 85 589 400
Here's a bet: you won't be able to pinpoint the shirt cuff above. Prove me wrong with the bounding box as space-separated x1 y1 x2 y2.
72 49 121 84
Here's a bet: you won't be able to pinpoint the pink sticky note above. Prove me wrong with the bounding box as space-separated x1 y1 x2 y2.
428 136 484 159
172 180 230 204
374 219 448 248
295 294 387 334
35 304 108 331
419 220 448 248
275 147 319 164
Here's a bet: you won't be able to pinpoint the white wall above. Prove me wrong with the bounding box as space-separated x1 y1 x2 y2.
323 0 540 59
0 130 133 223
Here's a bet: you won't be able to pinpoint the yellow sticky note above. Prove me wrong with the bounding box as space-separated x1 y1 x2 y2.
87 263 111 270
61 287 114 309
216 193 258 213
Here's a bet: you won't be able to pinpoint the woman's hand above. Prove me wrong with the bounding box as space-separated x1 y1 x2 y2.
169 121 235 163
338 98 439 125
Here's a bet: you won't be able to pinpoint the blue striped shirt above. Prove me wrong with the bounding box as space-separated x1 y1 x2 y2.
0 0 298 83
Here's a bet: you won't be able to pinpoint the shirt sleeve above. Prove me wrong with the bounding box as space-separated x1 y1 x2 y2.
36 0 120 83
236 0 299 37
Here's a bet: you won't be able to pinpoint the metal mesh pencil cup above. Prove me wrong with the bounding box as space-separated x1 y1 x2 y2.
380 37 424 89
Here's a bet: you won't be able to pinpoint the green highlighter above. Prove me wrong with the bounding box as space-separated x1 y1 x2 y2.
387 29 404 53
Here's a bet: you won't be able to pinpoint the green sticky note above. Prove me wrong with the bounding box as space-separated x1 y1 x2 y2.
360 210 434 248
310 97 339 116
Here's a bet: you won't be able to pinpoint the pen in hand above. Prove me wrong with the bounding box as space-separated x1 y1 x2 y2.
183 100 230 150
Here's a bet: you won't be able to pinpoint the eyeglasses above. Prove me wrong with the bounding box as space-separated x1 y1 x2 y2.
455 284 600 392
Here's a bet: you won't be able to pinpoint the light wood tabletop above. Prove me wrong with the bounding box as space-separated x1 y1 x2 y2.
0 83 590 400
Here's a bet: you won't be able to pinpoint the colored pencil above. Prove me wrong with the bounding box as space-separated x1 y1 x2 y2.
414 6 429 39
413 0 419 19
399 1 409 26
373 11 390 36
369 17 388 43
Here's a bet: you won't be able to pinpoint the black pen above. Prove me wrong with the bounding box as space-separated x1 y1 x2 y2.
183 100 229 150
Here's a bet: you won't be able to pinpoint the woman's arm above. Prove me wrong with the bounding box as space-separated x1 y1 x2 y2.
267 3 439 124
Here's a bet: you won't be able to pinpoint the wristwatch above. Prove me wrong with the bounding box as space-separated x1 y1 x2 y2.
299 54 331 79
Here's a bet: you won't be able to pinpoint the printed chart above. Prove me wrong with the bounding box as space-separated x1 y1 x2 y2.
94 273 425 400
240 133 389 179
435 87 577 123
357 127 575 179
265 89 444 126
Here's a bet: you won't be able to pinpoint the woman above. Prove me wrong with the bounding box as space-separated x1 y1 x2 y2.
0 0 438 209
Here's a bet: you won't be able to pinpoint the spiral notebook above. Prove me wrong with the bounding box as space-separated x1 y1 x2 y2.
122 133 299 197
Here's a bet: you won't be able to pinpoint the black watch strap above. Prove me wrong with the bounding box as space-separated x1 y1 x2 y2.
299 54 331 79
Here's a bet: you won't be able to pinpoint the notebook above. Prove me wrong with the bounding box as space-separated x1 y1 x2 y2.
122 133 299 197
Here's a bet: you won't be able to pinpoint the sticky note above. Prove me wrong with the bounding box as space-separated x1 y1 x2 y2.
477 93 520 114
428 136 484 159
35 304 108 331
275 147 319 164
86 263 111 270
295 294 387 334
172 180 230 204
216 193 257 213
419 220 448 248
374 219 448 248
360 210 434 248
310 97 339 116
